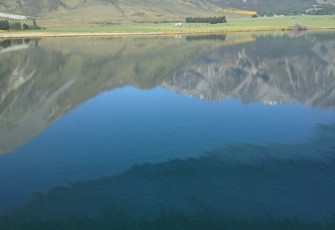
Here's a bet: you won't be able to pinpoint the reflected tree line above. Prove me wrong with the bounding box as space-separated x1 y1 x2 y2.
0 38 39 48
186 34 226 41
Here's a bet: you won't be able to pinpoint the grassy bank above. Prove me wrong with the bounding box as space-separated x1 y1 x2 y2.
1 15 334 38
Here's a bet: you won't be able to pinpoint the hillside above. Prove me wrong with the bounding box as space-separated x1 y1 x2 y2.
214 0 317 15
214 0 335 15
0 0 232 24
0 0 334 23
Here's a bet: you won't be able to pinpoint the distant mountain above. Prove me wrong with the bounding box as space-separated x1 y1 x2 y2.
0 0 334 21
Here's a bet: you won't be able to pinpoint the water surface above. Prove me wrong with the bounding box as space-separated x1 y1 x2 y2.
0 32 335 229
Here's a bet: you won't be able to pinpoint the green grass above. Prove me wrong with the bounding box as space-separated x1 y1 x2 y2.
44 15 335 32
2 15 335 36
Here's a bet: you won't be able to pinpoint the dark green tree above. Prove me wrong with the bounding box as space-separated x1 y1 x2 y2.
23 23 29 30
31 19 41 30
0 20 10 30
10 22 22 30
185 16 226 24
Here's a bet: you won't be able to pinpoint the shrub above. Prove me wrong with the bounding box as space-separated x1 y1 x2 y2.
288 22 307 30
23 23 29 30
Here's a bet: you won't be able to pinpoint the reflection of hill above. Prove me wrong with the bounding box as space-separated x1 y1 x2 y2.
0 37 218 154
162 33 335 107
1 123 334 229
1 33 335 154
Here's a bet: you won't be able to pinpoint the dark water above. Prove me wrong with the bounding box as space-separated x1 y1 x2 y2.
0 32 335 229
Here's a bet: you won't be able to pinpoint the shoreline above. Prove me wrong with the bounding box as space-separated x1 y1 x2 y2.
0 31 166 38
1 27 335 38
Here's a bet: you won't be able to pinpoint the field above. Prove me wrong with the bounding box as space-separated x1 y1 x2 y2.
1 15 334 38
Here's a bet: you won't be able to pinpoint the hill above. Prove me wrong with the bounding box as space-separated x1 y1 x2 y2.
0 0 334 24
0 0 235 24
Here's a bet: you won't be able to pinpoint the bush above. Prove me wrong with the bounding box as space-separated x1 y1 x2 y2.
23 23 29 30
288 22 307 30
30 25 41 30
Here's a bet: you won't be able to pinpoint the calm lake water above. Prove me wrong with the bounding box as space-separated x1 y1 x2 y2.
0 32 335 229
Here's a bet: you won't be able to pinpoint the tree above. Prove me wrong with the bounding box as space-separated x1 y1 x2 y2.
185 16 226 24
23 23 29 30
31 19 41 30
10 22 22 30
0 20 10 30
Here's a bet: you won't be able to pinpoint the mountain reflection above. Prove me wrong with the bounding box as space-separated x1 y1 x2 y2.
0 32 334 154
1 123 334 229
163 33 335 105
0 36 217 154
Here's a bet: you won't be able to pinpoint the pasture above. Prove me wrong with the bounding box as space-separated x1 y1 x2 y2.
0 15 334 38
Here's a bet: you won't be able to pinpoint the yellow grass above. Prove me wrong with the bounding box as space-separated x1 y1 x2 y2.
223 36 256 46
214 6 257 15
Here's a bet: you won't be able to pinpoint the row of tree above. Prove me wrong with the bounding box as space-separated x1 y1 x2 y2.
305 8 335 15
254 7 334 17
186 34 226 41
185 16 227 24
0 19 41 31
0 38 39 49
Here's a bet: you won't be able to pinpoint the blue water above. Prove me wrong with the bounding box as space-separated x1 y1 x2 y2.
0 34 335 229
1 86 334 212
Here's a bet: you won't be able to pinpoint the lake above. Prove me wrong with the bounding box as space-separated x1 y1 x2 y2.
0 32 334 229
